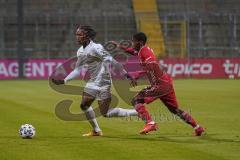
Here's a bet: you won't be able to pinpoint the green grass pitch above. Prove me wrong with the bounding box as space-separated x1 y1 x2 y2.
0 79 240 160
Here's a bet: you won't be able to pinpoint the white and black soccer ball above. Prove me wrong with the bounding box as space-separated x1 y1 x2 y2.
19 124 36 139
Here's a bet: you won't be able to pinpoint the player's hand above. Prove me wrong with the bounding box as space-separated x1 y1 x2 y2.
109 41 120 48
51 78 65 85
125 73 137 87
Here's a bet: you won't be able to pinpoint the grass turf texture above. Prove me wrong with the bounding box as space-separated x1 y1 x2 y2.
0 79 240 160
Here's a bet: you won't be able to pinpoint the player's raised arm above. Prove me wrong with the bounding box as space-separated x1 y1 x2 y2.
122 47 138 56
111 41 138 56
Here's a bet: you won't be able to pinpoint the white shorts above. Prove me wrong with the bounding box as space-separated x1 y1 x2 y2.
84 85 111 100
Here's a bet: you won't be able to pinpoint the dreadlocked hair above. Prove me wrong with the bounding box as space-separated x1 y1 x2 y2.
79 25 97 40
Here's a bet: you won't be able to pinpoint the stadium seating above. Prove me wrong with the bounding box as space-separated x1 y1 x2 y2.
0 0 240 58
0 0 136 58
156 0 240 58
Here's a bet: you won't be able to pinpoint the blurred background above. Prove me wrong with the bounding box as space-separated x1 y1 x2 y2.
0 0 240 78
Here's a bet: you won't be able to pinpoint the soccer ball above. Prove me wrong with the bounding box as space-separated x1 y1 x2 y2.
19 124 36 139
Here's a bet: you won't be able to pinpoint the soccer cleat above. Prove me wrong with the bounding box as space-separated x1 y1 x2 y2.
194 126 205 136
82 131 103 137
139 123 158 134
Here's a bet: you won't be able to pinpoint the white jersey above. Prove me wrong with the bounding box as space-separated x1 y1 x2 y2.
75 41 112 89
64 40 126 93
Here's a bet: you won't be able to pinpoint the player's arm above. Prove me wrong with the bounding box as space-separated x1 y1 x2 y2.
94 44 137 86
111 41 138 56
110 58 137 87
128 71 146 80
52 57 83 85
122 47 138 56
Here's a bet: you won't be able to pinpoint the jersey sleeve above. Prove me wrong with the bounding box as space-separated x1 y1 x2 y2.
64 67 81 83
93 44 129 76
91 44 110 61
74 56 84 68
64 52 83 83
128 71 146 79
139 47 156 63
75 48 86 68
120 46 138 56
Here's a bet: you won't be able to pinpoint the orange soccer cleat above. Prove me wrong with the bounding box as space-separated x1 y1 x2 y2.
194 126 205 136
82 131 103 137
139 123 158 134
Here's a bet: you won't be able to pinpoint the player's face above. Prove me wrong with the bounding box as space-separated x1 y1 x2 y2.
75 28 88 45
132 38 142 51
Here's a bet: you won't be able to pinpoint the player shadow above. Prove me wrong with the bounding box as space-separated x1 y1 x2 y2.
156 134 240 144
197 134 240 143
102 134 198 144
103 133 240 144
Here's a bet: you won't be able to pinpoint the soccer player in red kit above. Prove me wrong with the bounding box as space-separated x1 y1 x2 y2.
114 32 205 136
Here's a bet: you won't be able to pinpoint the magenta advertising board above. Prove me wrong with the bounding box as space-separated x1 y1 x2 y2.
159 58 240 78
0 59 65 79
0 58 239 79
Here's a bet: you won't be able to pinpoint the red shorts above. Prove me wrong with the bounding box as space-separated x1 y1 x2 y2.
133 75 179 109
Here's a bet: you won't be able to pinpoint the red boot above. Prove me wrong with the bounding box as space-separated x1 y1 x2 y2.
194 126 205 136
139 122 158 134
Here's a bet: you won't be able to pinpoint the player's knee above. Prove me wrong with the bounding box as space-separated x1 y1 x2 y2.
131 98 144 106
80 103 89 111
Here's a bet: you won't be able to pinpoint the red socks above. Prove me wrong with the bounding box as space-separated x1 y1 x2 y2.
135 104 152 124
135 104 197 128
182 111 197 128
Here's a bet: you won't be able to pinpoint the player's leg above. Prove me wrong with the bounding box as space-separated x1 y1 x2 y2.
81 89 102 136
97 88 138 117
98 97 112 116
133 86 166 123
132 87 158 134
106 107 138 117
132 89 153 124
160 89 205 136
168 107 204 136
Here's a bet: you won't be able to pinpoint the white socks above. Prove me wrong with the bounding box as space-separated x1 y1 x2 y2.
84 106 101 132
106 108 138 117
83 107 138 132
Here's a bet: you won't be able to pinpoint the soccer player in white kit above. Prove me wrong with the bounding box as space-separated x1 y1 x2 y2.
52 26 137 136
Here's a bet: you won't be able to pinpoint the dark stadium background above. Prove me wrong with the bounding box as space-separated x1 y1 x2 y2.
0 0 240 79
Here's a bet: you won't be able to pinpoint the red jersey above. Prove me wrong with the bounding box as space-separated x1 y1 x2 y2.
124 46 170 86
